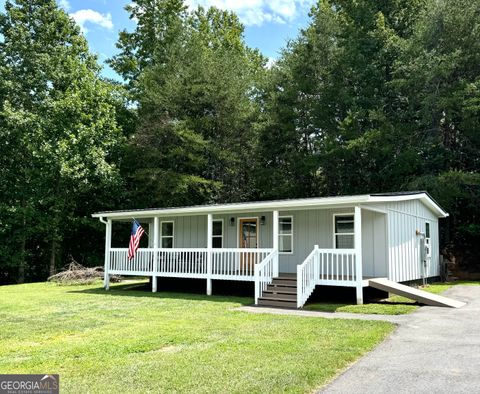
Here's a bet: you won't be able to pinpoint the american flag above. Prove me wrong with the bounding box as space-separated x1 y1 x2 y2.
128 220 145 260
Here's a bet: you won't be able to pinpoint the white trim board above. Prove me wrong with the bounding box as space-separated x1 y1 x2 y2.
93 193 448 220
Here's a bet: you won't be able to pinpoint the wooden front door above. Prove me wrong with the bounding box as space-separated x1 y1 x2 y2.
239 218 258 273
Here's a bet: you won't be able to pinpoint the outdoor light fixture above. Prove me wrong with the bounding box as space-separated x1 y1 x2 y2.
260 216 266 225
230 217 235 226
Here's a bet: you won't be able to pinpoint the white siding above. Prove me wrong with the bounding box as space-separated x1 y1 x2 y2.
387 200 440 282
362 210 388 277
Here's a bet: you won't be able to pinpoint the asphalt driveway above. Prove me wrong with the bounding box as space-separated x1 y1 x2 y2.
321 285 480 393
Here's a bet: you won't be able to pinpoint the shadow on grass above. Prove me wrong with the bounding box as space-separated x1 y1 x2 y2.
376 300 419 306
68 278 254 306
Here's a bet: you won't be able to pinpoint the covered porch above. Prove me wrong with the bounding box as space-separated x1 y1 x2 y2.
95 201 384 308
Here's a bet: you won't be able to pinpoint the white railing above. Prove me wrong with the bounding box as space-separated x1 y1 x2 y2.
317 249 357 285
297 247 318 308
110 248 154 274
109 247 273 281
297 246 359 308
212 248 273 280
254 249 279 304
157 249 208 277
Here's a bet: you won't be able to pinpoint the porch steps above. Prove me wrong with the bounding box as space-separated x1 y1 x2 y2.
257 275 297 308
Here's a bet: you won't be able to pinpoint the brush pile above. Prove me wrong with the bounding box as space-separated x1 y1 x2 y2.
48 259 121 285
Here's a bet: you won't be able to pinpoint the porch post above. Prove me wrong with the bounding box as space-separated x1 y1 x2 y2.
103 218 112 290
152 217 159 293
272 210 279 277
207 213 213 295
354 206 363 304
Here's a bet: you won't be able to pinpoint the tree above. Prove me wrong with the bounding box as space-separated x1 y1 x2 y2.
108 0 187 98
110 3 267 207
257 0 427 198
394 0 480 271
0 0 123 280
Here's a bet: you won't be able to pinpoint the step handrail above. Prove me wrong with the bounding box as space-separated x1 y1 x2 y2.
297 245 318 308
254 249 279 304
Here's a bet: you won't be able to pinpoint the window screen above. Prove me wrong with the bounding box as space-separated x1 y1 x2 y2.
334 215 354 249
212 220 223 248
161 221 174 248
279 217 293 253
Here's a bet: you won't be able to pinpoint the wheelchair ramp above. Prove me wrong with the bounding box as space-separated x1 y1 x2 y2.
369 278 466 308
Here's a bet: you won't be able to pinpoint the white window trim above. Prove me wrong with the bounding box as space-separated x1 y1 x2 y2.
212 219 224 248
333 213 355 249
278 215 294 255
160 220 175 248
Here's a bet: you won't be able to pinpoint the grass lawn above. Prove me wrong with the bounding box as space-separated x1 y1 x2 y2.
305 281 480 315
0 281 393 393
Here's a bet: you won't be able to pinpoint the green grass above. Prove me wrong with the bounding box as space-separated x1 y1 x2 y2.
0 281 393 393
305 301 417 315
305 281 480 315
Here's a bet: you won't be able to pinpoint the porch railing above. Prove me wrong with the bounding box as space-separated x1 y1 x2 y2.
109 247 274 281
297 246 360 308
254 249 279 304
211 248 273 280
110 248 154 275
317 249 358 285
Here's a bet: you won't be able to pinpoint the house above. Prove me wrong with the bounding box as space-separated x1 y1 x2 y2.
92 191 449 308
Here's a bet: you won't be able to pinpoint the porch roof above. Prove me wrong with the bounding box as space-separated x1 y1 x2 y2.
92 191 448 220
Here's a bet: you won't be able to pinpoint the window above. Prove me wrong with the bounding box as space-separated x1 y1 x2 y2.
212 219 223 248
279 216 293 253
334 214 354 249
425 222 430 238
161 221 174 248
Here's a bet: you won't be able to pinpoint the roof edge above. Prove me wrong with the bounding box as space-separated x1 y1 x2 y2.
92 192 448 220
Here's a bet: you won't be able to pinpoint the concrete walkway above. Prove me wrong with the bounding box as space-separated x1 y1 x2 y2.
321 285 480 393
238 305 408 324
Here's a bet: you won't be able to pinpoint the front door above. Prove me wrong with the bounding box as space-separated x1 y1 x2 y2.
239 218 258 273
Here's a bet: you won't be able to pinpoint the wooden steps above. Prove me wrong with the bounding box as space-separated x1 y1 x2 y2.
257 275 297 308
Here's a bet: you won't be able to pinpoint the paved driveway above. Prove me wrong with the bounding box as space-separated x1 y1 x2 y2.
321 285 480 393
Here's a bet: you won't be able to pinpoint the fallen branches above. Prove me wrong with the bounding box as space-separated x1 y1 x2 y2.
48 260 121 285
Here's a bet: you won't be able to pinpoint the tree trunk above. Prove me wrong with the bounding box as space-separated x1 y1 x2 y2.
18 235 26 283
49 238 57 277
17 206 27 284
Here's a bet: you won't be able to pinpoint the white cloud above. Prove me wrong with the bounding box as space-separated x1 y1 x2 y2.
185 0 315 26
59 0 70 11
70 9 114 33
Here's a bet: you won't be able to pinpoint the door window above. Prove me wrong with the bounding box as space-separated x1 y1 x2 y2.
240 219 258 248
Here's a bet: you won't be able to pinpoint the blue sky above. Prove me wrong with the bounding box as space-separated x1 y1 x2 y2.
0 0 316 80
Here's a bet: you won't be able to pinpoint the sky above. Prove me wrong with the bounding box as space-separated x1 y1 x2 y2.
0 0 316 80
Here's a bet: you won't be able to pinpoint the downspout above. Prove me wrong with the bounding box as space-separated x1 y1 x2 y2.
416 229 427 286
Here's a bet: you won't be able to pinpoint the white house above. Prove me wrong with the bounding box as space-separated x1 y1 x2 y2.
92 191 449 308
